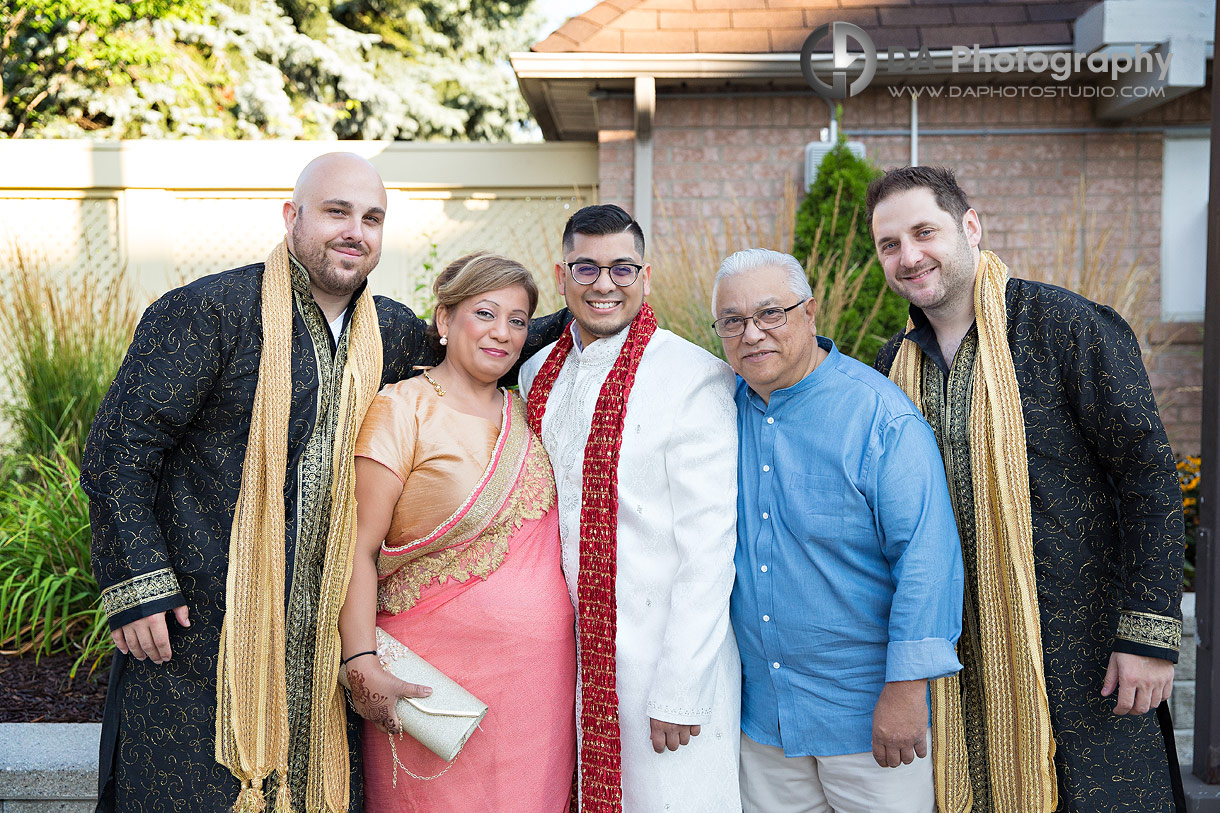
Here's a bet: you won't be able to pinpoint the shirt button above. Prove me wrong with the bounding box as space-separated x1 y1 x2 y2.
762 512 769 519
760 565 768 573
763 465 770 472
766 417 775 424
763 615 770 622
772 662 780 669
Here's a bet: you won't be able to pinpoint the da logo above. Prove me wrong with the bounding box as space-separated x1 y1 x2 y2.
800 22 878 100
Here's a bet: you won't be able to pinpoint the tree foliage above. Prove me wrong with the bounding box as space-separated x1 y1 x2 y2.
792 139 909 363
1 0 541 138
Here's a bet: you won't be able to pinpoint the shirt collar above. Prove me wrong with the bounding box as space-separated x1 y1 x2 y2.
905 304 936 355
904 304 973 377
569 319 585 353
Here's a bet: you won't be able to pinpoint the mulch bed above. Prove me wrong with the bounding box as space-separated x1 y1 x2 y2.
0 651 110 722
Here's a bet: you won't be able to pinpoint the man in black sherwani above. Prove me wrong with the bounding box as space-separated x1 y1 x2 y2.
869 165 1184 813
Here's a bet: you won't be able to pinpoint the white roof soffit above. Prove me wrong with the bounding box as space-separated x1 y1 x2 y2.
1075 0 1214 119
511 52 803 81
512 47 1076 82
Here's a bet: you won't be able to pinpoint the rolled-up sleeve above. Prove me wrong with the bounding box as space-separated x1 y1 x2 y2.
871 414 964 683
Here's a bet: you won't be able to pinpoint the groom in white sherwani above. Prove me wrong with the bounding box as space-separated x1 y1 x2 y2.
521 204 742 812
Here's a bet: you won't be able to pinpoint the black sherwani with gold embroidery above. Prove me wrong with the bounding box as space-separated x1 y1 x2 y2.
876 277 1184 813
83 260 567 812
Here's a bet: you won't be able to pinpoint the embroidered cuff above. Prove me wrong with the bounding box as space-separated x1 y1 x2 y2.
1115 610 1182 653
645 699 712 727
100 567 181 621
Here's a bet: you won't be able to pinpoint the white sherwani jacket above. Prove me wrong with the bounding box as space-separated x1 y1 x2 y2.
522 324 742 812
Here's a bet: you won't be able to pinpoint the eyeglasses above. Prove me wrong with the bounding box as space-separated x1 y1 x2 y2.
564 262 644 287
711 300 807 338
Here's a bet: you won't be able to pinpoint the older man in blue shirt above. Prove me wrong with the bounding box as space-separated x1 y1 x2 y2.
712 248 964 813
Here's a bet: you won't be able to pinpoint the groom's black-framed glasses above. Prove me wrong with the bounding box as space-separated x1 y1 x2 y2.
711 300 808 338
564 261 644 287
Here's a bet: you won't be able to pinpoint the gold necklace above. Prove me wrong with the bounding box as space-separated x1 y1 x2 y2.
420 368 446 397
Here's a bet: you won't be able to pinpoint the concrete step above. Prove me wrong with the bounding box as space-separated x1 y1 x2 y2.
0 723 99 812
1185 767 1220 813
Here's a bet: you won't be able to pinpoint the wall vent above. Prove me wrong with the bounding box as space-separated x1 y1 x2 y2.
804 140 866 190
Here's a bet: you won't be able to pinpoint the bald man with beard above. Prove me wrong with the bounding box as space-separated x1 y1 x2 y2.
82 153 568 813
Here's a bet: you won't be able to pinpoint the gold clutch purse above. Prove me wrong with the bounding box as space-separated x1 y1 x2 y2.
340 627 488 777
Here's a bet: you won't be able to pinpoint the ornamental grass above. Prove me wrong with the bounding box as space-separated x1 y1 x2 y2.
0 250 138 677
0 250 138 470
1028 179 1176 368
0 447 111 676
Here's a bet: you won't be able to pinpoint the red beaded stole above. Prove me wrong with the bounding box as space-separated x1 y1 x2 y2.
526 304 658 812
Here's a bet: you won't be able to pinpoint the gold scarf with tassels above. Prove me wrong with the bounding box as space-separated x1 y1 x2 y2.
215 239 383 812
888 250 1057 813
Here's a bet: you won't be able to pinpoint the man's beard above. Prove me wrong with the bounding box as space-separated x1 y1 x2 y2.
293 224 374 297
940 233 979 305
572 306 637 340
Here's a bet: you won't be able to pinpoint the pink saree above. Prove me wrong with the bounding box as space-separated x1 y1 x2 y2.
354 382 576 813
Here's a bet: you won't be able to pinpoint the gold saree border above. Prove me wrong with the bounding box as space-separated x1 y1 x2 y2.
376 393 554 614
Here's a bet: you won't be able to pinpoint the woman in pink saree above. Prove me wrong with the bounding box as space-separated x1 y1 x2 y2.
338 253 576 812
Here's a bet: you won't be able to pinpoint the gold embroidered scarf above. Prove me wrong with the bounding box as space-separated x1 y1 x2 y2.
215 239 383 812
376 392 553 612
889 250 1056 813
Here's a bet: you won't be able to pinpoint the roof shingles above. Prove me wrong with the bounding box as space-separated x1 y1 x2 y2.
532 0 1096 53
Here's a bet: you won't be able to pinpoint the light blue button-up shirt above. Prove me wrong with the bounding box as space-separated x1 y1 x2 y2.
732 337 964 757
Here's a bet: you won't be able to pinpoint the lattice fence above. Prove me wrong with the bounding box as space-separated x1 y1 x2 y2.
384 193 586 313
0 196 123 281
171 196 286 283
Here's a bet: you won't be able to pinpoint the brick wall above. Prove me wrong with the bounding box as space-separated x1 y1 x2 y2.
594 85 1207 454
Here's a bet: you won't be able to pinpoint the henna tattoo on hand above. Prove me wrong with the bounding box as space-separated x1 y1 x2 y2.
347 667 399 733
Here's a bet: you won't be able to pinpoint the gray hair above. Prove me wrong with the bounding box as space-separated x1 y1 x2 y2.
712 248 812 310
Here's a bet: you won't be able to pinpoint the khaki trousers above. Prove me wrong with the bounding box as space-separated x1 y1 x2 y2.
739 731 936 813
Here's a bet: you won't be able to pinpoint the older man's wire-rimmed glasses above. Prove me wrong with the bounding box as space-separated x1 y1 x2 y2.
564 262 644 287
711 300 807 339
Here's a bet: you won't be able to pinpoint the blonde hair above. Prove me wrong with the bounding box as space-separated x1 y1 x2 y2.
428 252 539 349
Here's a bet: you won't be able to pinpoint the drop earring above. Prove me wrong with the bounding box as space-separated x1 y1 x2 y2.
439 335 448 346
